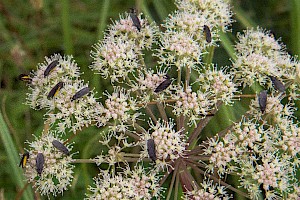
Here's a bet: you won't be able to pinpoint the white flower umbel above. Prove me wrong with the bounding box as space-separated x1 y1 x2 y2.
90 12 159 84
86 165 161 200
203 103 300 198
108 12 158 50
197 65 237 105
232 28 296 91
46 79 100 134
24 132 74 196
175 0 233 31
163 11 217 48
91 37 140 83
140 120 188 169
156 30 202 71
183 179 232 200
172 86 213 126
26 54 100 134
26 54 80 109
95 87 139 129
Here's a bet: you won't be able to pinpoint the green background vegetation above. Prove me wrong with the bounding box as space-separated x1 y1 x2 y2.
0 0 299 199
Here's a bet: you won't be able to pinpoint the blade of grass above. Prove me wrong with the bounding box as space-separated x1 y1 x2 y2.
234 6 257 28
291 0 300 56
61 0 73 54
140 1 154 22
0 110 34 200
97 0 110 40
153 0 169 21
219 31 236 60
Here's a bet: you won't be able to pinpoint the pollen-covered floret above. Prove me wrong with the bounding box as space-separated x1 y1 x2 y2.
23 132 74 196
183 179 232 200
86 165 161 200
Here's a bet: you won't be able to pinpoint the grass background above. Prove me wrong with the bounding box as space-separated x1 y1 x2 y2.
0 0 299 199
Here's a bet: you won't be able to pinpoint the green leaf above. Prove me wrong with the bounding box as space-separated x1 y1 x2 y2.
61 0 74 54
0 110 34 200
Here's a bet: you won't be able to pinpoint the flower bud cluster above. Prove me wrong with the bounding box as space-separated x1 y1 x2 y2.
197 65 237 105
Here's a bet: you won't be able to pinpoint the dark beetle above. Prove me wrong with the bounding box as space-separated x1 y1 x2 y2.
71 87 90 101
44 60 59 77
154 75 172 93
203 25 212 43
130 8 141 31
18 74 32 83
36 153 45 175
269 76 285 92
147 139 157 162
52 140 70 155
47 82 64 99
258 90 267 113
19 152 30 168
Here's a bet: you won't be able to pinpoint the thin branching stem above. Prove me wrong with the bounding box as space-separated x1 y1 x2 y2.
159 162 176 187
145 105 158 123
187 161 250 198
166 161 180 200
156 102 168 122
187 101 222 148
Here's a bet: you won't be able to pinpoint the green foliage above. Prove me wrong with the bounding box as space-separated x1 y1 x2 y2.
0 0 296 199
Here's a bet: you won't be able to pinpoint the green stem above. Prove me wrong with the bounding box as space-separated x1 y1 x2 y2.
61 0 73 54
166 161 180 200
174 172 180 200
156 102 168 122
145 105 158 124
203 46 215 65
0 111 34 200
97 0 110 40
291 0 300 56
